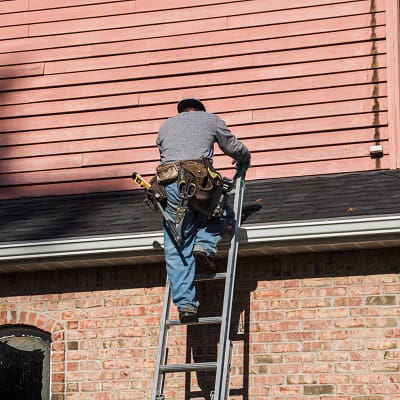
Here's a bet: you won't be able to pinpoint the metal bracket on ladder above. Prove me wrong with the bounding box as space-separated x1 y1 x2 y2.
152 175 245 400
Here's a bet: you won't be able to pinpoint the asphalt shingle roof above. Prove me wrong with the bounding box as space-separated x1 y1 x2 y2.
1 170 399 243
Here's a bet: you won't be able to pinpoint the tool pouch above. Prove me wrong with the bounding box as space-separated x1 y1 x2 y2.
144 176 167 211
156 162 179 185
179 160 223 217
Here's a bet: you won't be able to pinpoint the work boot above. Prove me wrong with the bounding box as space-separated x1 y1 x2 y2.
179 309 198 323
193 245 216 273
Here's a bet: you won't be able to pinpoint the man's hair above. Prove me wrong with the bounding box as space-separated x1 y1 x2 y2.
177 98 206 113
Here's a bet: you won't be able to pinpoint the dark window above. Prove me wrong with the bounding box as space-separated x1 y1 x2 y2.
0 326 51 400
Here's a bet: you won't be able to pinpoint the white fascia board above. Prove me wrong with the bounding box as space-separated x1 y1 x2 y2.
0 232 164 261
1 214 400 262
243 214 400 243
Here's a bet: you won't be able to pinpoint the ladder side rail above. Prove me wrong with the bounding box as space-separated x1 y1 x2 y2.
152 278 173 400
213 175 245 399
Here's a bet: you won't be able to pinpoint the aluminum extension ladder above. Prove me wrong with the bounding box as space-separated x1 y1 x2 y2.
152 175 245 400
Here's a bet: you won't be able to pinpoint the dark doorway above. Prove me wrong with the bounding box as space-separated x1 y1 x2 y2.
0 326 51 400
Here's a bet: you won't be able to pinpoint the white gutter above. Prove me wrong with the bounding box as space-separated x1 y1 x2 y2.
1 214 400 262
0 231 164 261
243 214 400 243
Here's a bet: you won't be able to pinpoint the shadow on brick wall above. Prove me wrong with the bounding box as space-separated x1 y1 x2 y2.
184 254 257 400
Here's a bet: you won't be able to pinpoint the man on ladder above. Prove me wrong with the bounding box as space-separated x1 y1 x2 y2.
154 98 251 323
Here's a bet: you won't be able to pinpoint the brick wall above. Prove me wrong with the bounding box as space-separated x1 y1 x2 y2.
1 248 400 399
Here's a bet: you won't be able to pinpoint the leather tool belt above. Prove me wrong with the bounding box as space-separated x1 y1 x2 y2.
156 159 224 217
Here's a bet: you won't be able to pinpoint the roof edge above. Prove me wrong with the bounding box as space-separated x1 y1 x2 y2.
2 214 400 263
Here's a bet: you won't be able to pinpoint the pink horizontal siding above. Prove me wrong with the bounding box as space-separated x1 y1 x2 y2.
0 0 392 199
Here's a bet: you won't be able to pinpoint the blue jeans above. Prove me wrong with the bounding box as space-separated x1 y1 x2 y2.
163 182 230 312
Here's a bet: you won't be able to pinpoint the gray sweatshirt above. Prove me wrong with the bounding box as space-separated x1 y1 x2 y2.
156 111 251 164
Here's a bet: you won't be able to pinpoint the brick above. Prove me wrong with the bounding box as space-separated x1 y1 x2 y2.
367 340 398 350
82 381 101 391
384 351 400 359
269 343 300 353
366 295 396 305
385 328 400 338
352 373 383 384
48 300 75 310
270 363 300 374
365 274 398 283
320 373 350 384
252 332 282 342
117 390 147 399
252 374 284 385
302 277 332 287
388 374 400 382
351 307 381 317
382 307 400 316
266 299 301 309
369 383 400 394
248 385 270 396
317 287 347 296
286 331 316 341
350 352 382 361
285 288 314 297
0 311 6 324
335 340 364 351
337 384 368 394
368 362 400 372
318 330 348 340
62 310 88 319
303 363 334 373
352 397 384 400
52 352 65 362
76 298 104 308
334 276 363 285
271 385 301 395
336 362 366 373
366 318 398 328
302 341 332 352
318 308 348 319
52 362 65 372
269 321 300 331
383 284 400 293
304 385 334 395
301 298 332 308
349 286 381 296
350 328 384 339
287 374 317 384
66 362 79 371
119 306 146 317
66 383 79 392
51 373 65 383
67 321 79 329
254 354 283 364
88 308 118 318
253 289 282 299
286 309 317 320
303 320 332 330
334 318 365 328
318 351 348 362
334 297 363 306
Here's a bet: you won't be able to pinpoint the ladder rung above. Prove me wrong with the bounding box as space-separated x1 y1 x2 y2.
167 316 222 326
160 362 217 373
195 272 227 282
